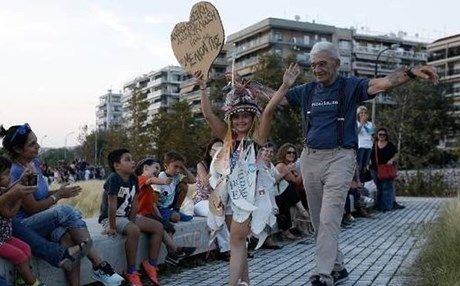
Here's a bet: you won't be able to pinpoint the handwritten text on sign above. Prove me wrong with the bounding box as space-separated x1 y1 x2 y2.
170 2 225 80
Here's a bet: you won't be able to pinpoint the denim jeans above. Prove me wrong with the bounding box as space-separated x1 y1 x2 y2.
371 170 395 211
12 218 66 268
0 275 7 286
357 148 372 182
20 204 87 243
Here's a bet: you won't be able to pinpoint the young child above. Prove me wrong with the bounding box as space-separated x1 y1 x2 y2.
156 151 196 223
0 156 44 286
98 149 164 286
135 158 196 266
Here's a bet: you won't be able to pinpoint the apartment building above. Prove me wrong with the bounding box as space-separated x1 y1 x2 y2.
96 89 122 130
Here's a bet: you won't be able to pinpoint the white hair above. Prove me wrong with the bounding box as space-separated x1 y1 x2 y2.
310 41 339 60
357 105 368 115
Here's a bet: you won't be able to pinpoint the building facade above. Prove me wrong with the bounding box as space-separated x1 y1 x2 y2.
96 89 122 130
225 18 353 77
428 34 460 148
122 66 186 127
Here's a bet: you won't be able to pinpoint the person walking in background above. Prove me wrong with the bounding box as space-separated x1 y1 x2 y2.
272 41 438 286
370 128 398 212
356 106 374 184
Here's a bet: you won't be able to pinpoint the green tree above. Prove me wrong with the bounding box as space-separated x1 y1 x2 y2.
252 52 313 148
123 87 152 159
78 125 128 167
378 81 458 168
150 101 211 167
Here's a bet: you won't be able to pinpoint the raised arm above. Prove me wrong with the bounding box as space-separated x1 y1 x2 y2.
194 71 227 139
255 63 300 143
368 65 439 95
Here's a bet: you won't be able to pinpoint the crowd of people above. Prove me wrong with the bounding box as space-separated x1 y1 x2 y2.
0 41 438 286
40 159 106 185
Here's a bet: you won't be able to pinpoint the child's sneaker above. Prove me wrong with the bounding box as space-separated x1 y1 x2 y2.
178 211 193 221
124 271 143 286
141 260 160 285
176 246 196 259
92 261 124 286
165 251 180 266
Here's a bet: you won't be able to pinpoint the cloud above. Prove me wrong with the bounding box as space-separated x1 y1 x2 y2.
144 16 164 24
90 5 142 49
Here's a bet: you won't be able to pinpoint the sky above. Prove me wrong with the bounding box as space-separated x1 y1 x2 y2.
0 0 458 148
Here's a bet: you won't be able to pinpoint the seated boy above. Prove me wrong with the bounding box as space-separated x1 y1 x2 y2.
156 151 196 223
99 149 164 286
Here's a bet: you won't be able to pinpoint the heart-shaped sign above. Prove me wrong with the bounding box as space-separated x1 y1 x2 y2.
170 1 225 80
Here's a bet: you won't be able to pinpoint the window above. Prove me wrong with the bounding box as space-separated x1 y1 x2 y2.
274 32 283 41
304 35 310 45
339 40 351 50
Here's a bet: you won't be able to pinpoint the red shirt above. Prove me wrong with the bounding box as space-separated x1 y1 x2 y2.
137 175 158 216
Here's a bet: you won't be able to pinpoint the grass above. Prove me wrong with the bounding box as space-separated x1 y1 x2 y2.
410 195 460 286
55 180 197 218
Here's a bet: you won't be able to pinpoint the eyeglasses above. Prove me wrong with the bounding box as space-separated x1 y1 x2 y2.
378 133 387 136
10 123 31 143
286 151 296 155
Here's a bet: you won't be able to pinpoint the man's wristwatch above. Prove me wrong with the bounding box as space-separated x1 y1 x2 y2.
405 67 417 79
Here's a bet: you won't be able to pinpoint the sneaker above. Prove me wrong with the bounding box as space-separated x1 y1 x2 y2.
124 271 143 286
176 246 196 258
310 275 328 286
92 261 124 286
165 251 180 266
178 211 193 221
331 268 349 285
141 260 160 285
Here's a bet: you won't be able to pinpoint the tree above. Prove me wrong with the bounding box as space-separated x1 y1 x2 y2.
378 81 458 168
150 101 211 167
123 87 152 159
252 52 313 148
77 125 128 167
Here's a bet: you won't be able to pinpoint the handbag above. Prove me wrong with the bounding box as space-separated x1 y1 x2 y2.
374 143 397 180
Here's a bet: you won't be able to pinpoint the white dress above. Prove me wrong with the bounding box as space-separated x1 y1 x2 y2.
207 139 285 249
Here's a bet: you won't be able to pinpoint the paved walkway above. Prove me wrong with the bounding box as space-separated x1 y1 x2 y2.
160 197 446 286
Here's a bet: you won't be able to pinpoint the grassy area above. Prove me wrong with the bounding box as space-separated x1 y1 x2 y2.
56 180 197 218
55 180 105 218
411 195 460 286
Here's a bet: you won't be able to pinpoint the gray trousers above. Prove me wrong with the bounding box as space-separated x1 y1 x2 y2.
300 147 356 280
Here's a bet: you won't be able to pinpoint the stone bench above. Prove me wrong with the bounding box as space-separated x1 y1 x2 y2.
0 216 214 285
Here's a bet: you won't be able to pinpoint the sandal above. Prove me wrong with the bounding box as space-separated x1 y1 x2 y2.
59 239 93 271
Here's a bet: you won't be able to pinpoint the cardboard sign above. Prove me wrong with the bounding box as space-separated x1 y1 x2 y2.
170 1 225 80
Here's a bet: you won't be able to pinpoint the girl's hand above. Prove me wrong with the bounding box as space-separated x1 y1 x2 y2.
194 71 206 90
161 177 173 185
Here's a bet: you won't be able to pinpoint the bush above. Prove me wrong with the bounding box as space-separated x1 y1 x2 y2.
396 169 458 197
411 196 460 285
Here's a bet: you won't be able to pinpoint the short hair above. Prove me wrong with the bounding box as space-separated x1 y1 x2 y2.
107 148 130 172
164 151 185 166
357 105 368 115
310 41 340 60
0 156 12 174
135 157 158 176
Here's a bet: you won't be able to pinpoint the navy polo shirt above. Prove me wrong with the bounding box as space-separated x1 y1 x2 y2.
286 76 370 149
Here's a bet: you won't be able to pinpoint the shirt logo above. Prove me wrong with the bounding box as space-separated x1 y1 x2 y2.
311 100 338 107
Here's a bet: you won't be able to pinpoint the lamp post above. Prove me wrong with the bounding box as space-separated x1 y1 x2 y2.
64 131 76 161
372 43 400 123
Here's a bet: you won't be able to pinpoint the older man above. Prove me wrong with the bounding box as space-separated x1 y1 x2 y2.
275 42 438 286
